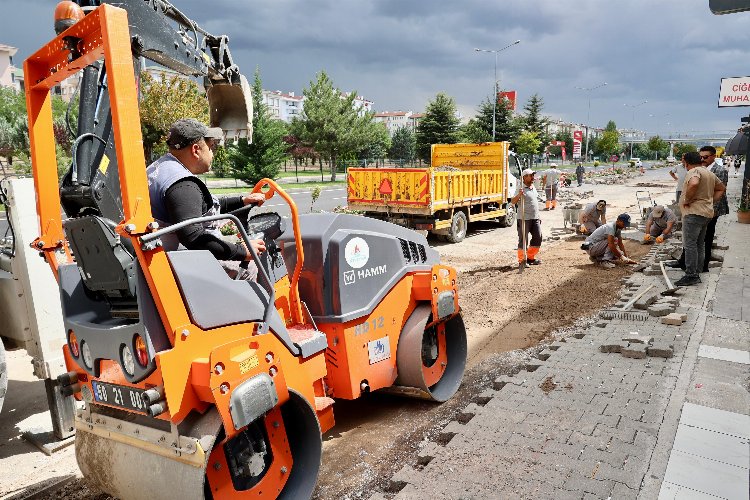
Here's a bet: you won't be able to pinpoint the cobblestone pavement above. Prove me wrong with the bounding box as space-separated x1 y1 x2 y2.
375 171 749 500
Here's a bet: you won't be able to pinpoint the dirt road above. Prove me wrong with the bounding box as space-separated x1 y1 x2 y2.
0 167 677 499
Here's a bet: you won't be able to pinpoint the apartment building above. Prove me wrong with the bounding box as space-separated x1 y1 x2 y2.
262 90 303 122
373 110 423 136
0 44 20 91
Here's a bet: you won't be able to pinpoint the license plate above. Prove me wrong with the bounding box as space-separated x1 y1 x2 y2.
91 381 148 414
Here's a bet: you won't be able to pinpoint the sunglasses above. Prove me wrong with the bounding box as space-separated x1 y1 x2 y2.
699 154 713 160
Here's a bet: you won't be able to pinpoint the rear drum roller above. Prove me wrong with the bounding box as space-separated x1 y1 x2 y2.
395 304 467 402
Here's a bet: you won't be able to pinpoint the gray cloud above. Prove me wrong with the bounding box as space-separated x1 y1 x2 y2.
3 0 750 137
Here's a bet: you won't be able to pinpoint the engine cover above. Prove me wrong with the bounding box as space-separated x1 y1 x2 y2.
278 214 438 323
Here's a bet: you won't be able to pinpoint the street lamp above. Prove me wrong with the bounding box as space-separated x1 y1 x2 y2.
623 100 648 158
575 82 607 162
475 40 521 141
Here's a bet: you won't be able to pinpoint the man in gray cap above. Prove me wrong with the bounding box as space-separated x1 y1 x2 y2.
582 213 635 268
643 205 677 243
147 118 266 279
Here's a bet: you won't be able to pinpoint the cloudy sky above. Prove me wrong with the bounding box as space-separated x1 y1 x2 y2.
4 0 750 138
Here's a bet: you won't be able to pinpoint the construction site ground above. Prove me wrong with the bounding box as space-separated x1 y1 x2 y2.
3 165 734 500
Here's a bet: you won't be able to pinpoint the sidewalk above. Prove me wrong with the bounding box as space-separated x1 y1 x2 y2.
377 171 749 499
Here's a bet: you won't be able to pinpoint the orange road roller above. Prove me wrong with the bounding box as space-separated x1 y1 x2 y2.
26 3 466 498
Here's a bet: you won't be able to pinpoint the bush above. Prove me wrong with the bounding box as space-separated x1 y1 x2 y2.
593 160 600 167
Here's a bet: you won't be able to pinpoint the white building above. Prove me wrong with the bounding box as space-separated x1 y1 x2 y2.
373 110 423 136
262 90 303 122
0 44 21 91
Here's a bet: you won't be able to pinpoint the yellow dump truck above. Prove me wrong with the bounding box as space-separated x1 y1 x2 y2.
347 142 521 242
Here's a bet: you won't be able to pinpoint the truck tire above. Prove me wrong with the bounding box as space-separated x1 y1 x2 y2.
498 204 516 227
447 211 468 243
0 339 7 412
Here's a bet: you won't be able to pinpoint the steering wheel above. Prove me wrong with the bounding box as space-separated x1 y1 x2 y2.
236 212 286 280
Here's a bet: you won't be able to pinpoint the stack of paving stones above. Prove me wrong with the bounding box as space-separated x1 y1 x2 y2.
376 254 700 500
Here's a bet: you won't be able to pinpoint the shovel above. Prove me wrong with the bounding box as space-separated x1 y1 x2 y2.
659 261 679 296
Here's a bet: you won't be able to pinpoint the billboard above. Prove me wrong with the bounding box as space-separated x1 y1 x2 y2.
573 130 583 159
497 91 517 111
710 0 750 14
718 76 750 107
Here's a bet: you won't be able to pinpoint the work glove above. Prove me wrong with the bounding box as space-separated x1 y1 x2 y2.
655 235 664 244
579 226 587 234
643 234 652 242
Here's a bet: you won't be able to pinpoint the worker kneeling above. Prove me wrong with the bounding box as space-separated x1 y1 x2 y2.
578 199 607 234
583 213 635 268
643 205 676 244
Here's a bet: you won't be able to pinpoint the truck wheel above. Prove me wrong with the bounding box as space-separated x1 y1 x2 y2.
0 339 6 412
498 204 516 227
446 211 467 243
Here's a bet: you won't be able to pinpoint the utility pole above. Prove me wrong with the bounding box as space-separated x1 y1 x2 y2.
475 40 521 141
575 82 607 162
624 100 648 158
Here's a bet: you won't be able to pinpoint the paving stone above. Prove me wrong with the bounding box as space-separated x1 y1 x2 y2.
660 313 684 325
599 341 629 353
646 342 674 358
563 474 615 497
633 293 658 309
621 343 648 359
647 303 675 317
621 332 653 344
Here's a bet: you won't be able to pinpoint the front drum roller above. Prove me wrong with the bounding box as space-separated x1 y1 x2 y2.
395 304 467 402
75 391 321 500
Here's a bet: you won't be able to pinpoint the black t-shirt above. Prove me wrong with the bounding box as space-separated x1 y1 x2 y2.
163 177 245 260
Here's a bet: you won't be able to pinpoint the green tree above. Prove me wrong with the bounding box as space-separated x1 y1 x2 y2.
299 71 375 180
415 92 460 163
646 135 668 159
673 142 697 158
389 126 417 163
515 130 542 161
458 119 491 143
227 68 288 184
359 122 390 165
139 71 209 159
473 91 521 145
521 94 550 154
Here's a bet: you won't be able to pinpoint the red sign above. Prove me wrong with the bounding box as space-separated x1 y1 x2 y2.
573 130 583 159
497 90 517 111
378 178 393 195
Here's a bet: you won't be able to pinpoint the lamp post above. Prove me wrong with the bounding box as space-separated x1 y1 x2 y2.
624 100 648 158
475 40 521 141
575 82 607 162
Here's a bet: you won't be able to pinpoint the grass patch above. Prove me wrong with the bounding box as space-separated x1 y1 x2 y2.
208 180 345 195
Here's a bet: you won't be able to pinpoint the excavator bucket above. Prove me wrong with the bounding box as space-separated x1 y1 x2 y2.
207 74 253 142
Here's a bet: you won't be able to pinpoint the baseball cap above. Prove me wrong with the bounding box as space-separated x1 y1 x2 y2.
166 118 224 150
650 206 665 218
521 168 536 176
617 213 631 227
549 162 558 167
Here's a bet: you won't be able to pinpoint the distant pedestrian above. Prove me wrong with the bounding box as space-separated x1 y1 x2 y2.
643 205 677 243
578 200 607 234
671 151 725 287
735 156 742 176
542 163 562 210
582 213 634 268
575 161 585 186
510 168 542 266
669 155 688 204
